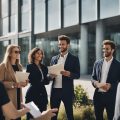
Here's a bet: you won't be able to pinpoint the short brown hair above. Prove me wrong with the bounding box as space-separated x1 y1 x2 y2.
58 35 70 44
103 40 116 50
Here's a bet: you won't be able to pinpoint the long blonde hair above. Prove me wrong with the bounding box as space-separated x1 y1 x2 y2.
2 44 22 72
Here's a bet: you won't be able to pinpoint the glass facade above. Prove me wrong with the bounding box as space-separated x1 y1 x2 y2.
0 0 120 74
18 37 30 67
48 0 61 30
110 33 120 61
81 0 97 23
10 0 17 32
0 40 10 62
20 0 30 31
35 34 79 66
1 0 9 35
63 0 79 27
100 0 119 19
34 0 45 33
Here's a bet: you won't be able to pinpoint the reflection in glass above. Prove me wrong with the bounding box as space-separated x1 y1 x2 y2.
10 15 16 32
10 0 17 32
48 0 61 30
18 37 29 67
0 40 10 62
81 0 97 23
64 0 79 27
35 34 79 66
2 17 9 35
21 0 30 31
100 0 119 19
1 0 8 18
110 33 120 61
34 0 45 33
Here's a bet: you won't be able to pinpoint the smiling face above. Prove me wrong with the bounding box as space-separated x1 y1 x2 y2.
58 40 70 53
102 44 114 58
34 50 43 62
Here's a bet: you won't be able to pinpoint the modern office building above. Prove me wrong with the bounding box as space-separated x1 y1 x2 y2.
0 0 120 74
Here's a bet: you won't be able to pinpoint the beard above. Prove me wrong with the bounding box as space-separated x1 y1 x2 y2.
59 48 68 53
104 52 112 57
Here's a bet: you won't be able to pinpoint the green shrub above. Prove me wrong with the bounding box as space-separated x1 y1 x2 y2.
74 85 90 108
81 105 95 120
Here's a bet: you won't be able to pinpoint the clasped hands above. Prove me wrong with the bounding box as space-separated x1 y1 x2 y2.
94 81 111 92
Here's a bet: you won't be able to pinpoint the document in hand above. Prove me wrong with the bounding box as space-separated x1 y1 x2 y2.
48 63 64 75
24 101 41 118
15 71 29 83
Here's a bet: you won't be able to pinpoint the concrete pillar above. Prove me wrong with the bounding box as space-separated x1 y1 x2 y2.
96 21 104 60
80 24 88 74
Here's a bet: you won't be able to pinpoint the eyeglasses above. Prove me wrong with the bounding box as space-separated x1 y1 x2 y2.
14 51 21 54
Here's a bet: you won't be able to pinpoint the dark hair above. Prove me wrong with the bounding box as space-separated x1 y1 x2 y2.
28 47 44 64
58 35 70 44
103 40 116 50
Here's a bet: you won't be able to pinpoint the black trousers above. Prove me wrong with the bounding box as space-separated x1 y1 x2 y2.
50 88 74 120
93 92 115 120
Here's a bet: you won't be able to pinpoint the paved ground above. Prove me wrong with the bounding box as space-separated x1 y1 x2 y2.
22 75 95 103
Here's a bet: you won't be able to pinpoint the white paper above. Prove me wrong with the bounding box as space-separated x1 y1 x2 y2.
15 71 29 83
48 64 64 75
24 101 41 118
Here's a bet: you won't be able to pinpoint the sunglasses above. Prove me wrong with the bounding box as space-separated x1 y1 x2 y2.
14 51 21 54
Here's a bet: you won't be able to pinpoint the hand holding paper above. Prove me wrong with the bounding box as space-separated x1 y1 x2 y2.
24 101 41 118
15 71 29 83
48 64 64 75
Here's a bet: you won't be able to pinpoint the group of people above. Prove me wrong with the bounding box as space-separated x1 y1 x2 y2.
0 35 80 120
1 34 120 120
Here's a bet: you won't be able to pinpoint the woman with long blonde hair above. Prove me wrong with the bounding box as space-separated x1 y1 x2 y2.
0 44 28 120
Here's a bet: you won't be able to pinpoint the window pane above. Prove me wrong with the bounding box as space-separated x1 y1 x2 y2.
35 34 79 66
34 0 45 33
81 0 97 23
48 0 61 30
100 0 119 19
10 15 16 32
1 0 8 18
0 40 10 62
64 0 79 27
21 0 30 31
2 17 9 35
21 13 30 31
11 0 17 15
10 0 17 32
18 37 30 67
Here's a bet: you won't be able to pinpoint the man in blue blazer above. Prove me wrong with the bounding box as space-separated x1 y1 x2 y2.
50 35 80 120
92 40 120 120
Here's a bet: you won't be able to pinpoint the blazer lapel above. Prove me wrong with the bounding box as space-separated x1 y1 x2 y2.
98 60 103 82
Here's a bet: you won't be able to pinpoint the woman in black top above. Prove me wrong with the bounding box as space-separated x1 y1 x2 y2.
25 47 50 120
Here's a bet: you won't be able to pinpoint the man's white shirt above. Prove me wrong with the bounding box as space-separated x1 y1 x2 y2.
53 53 68 88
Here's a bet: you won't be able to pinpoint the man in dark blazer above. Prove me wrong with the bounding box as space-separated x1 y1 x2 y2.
91 40 120 120
50 35 80 120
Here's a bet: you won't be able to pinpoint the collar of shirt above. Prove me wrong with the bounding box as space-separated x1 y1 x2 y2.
104 56 113 64
60 53 68 59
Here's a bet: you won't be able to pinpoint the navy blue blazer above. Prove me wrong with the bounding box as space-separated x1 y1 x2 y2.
25 63 49 105
50 52 80 96
26 63 49 86
92 58 120 95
